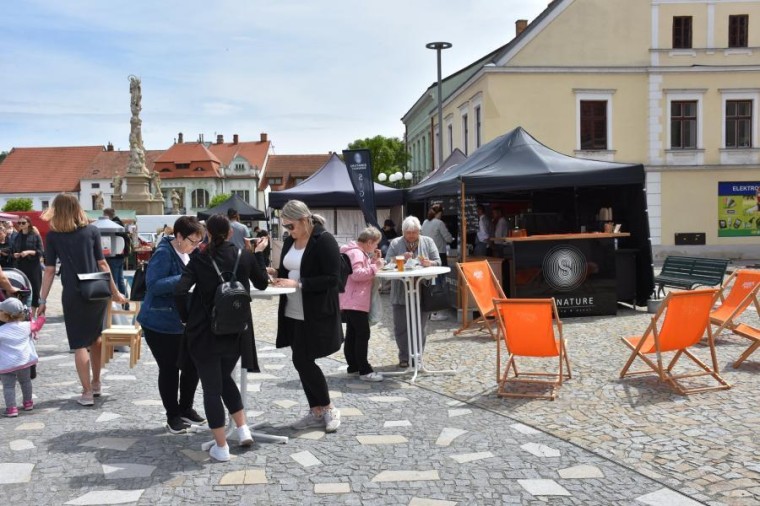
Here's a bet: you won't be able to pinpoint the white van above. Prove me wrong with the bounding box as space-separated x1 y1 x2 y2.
136 215 192 245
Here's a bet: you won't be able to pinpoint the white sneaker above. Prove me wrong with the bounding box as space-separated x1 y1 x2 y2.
430 312 449 321
236 425 254 447
291 411 324 430
324 407 341 433
209 443 230 462
360 372 384 382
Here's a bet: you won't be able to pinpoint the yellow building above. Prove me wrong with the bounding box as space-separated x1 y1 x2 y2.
402 0 760 259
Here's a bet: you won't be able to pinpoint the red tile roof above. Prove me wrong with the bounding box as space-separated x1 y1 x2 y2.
153 143 223 179
208 140 270 173
83 150 164 179
264 154 332 190
0 146 105 193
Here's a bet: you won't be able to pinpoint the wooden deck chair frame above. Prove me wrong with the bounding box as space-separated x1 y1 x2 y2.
731 323 760 368
101 301 143 368
620 289 730 395
492 298 571 401
455 261 507 380
710 269 760 339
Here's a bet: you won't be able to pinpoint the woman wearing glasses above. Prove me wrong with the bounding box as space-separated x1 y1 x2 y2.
137 216 206 434
11 218 43 317
269 200 343 433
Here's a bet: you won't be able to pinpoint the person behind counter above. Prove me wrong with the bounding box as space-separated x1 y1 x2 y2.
474 205 492 257
490 208 509 257
385 216 441 368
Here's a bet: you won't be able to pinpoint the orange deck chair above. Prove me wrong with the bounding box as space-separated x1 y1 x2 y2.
492 298 571 400
710 269 760 339
731 323 760 368
620 289 730 395
456 261 507 379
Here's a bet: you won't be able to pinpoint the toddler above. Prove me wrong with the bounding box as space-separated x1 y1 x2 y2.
0 298 44 417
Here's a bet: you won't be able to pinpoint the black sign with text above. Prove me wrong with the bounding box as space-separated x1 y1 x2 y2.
343 149 380 231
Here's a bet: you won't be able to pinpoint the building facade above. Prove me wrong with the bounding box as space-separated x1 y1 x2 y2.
402 0 760 258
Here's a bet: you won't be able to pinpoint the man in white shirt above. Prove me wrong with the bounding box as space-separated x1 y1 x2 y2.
490 208 509 257
474 205 491 257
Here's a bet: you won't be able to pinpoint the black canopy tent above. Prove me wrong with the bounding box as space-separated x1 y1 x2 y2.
406 127 654 305
197 193 266 221
268 153 404 208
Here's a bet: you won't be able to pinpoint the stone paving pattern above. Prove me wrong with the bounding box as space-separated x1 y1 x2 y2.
1 276 759 505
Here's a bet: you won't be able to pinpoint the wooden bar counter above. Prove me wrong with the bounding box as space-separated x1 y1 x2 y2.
501 232 631 317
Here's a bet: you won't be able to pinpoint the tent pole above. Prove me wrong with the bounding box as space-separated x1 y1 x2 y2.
456 180 471 334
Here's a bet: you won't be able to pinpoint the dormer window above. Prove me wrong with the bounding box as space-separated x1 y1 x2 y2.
234 163 245 172
176 163 190 169
269 177 283 185
160 168 171 172
194 167 204 171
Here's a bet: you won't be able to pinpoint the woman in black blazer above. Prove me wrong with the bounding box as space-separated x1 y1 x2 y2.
174 214 270 462
270 200 343 433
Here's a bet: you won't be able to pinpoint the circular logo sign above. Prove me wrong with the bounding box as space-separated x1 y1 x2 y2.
542 245 587 292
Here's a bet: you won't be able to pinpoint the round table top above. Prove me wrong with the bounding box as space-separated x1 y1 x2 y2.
250 286 296 298
375 265 450 279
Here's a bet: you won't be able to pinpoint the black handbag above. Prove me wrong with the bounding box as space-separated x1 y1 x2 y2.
420 278 449 312
130 263 147 301
76 272 112 301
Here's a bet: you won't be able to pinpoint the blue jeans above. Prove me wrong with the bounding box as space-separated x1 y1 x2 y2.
106 257 126 295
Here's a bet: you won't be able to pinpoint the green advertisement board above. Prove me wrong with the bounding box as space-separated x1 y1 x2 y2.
718 182 760 237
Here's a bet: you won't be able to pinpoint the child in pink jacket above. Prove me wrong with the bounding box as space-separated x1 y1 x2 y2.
0 298 45 417
339 227 385 381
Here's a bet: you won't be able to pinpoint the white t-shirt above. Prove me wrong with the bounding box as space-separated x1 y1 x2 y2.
283 245 305 320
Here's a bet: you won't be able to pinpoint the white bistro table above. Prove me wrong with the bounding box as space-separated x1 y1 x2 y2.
376 265 455 382
200 286 294 449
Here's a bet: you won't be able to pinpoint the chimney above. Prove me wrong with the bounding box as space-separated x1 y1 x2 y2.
233 134 239 145
107 142 114 152
260 132 268 142
178 132 184 144
217 134 224 144
515 19 528 36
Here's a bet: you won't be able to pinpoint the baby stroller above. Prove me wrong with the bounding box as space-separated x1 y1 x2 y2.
0 268 33 309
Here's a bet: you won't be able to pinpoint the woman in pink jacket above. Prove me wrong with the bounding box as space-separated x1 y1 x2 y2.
339 226 385 381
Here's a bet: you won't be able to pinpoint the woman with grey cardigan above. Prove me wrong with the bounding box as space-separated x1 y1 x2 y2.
384 216 441 368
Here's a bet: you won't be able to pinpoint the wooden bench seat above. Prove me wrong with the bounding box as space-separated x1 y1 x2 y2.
654 256 729 298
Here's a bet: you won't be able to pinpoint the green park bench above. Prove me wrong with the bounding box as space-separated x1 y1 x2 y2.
654 255 729 298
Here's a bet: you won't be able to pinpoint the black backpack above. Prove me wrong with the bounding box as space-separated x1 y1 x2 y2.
209 249 252 335
339 252 353 293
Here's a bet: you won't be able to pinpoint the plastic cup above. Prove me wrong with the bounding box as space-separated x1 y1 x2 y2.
395 256 405 272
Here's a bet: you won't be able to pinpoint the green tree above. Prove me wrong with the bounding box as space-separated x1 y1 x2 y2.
0 151 7 164
3 198 33 212
207 193 231 209
347 135 410 181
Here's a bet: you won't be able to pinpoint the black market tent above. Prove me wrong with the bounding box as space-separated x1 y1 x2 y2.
406 126 654 305
268 153 404 208
197 193 266 221
417 148 467 185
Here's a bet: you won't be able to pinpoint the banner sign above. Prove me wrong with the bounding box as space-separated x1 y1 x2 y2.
718 182 760 237
343 149 380 231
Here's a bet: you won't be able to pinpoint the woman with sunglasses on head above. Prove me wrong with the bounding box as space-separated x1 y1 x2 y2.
137 216 206 434
269 200 343 433
11 218 43 317
174 214 270 462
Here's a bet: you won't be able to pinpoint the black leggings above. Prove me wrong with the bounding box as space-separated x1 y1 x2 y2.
193 353 243 429
343 310 373 375
143 328 199 419
287 318 331 408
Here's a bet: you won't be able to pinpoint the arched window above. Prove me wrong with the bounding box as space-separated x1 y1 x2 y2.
191 189 209 208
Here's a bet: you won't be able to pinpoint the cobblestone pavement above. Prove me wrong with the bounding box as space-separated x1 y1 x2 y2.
1 278 759 505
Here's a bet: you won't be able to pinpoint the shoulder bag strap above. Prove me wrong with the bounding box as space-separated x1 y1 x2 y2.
231 248 242 281
209 255 225 283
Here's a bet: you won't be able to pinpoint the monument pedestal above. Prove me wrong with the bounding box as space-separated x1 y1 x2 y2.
113 174 164 215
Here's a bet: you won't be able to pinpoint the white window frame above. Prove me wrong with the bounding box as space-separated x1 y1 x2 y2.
664 89 706 166
470 92 483 149
719 88 760 165
191 189 209 208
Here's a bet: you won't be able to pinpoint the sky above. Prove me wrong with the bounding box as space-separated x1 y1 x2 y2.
1 0 550 155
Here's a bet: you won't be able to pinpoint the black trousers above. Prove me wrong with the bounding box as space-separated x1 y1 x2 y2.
343 310 373 375
193 352 243 429
287 318 331 408
144 328 200 420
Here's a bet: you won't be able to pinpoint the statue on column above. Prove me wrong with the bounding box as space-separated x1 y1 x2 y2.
151 171 163 199
126 76 149 176
112 174 122 200
94 191 105 210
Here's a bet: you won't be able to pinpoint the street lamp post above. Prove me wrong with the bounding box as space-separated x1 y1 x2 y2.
426 41 452 169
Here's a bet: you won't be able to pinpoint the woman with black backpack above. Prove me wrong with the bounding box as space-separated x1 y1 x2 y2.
174 214 270 462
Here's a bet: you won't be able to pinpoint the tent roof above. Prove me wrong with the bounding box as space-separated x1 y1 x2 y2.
406 127 645 200
197 194 266 221
417 148 467 185
268 153 404 208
